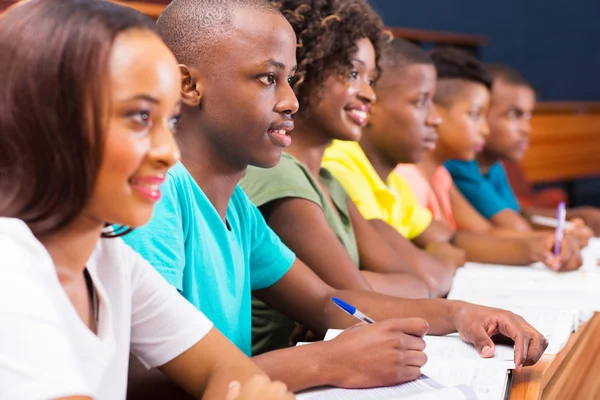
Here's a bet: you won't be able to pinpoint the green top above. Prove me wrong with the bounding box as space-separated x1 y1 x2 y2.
240 152 359 355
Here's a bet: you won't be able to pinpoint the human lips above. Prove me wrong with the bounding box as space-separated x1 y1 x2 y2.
344 104 370 127
267 120 294 148
422 133 438 150
130 174 165 202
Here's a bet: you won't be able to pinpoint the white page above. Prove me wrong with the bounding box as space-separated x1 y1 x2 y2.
421 366 508 400
423 334 515 369
296 375 475 400
322 329 514 368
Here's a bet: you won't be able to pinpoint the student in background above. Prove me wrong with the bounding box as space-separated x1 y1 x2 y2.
446 64 600 236
323 43 582 271
0 1 293 399
122 0 548 392
395 44 589 249
240 0 456 355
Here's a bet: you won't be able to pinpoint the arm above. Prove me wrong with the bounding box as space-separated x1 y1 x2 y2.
414 219 582 270
255 259 547 371
449 184 496 233
159 328 268 399
491 209 534 231
366 218 456 297
259 197 372 291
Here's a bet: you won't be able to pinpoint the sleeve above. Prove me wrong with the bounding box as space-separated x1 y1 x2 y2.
446 161 514 219
127 244 213 369
0 236 92 400
240 160 321 208
322 162 385 221
237 190 296 290
493 164 521 211
394 176 433 239
121 174 187 291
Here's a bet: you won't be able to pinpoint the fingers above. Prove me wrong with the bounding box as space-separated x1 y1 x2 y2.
468 324 497 359
494 313 532 371
235 376 292 400
403 349 428 368
395 366 422 384
557 236 583 271
515 316 548 366
380 317 429 337
396 333 426 352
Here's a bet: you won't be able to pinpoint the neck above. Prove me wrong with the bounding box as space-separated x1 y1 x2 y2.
37 217 104 280
359 132 395 182
285 115 332 178
418 150 444 181
177 113 246 220
476 150 498 175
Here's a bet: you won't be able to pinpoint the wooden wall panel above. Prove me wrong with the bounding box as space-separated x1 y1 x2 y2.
522 104 600 183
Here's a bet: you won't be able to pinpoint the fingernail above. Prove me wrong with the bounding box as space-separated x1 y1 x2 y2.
481 346 492 356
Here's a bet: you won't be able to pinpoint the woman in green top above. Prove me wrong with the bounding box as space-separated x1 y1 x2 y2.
241 0 463 354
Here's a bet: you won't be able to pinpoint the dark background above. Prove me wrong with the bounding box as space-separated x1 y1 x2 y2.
370 0 600 101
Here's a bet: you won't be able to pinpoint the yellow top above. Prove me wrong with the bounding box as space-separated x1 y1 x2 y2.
322 141 432 239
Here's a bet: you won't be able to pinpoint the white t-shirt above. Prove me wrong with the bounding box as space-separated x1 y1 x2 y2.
0 218 213 400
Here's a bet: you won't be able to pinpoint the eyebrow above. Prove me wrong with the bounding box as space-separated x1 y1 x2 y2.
260 59 297 73
120 94 160 104
351 58 366 66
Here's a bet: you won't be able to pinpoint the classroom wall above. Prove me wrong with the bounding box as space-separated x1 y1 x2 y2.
369 0 600 101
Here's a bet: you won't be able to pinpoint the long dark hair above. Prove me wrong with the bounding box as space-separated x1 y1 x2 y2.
0 0 156 237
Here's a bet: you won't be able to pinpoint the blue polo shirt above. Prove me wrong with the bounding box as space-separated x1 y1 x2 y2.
122 162 296 356
445 160 519 219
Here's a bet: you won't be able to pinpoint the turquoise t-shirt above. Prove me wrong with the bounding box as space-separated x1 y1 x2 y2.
445 160 520 219
122 162 296 356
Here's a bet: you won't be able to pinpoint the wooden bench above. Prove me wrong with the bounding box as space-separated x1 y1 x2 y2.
522 102 600 184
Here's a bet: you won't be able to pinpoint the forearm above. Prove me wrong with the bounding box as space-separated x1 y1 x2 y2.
360 270 431 298
327 290 461 335
252 342 331 393
369 220 454 296
202 362 265 400
454 231 533 265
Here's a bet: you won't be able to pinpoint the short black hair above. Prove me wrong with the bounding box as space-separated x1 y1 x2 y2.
274 0 387 111
380 38 432 72
430 46 492 106
158 0 282 66
486 63 532 89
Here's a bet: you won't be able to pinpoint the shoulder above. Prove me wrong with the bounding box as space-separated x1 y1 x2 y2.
445 160 483 182
323 140 362 171
241 154 320 207
0 218 62 318
489 162 509 179
434 166 454 189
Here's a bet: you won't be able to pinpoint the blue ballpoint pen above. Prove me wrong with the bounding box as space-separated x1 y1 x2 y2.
332 297 376 324
554 202 566 258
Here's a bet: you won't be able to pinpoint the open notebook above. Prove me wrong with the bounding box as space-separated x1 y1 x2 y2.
296 329 515 400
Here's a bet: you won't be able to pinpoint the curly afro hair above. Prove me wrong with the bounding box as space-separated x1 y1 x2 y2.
272 0 388 112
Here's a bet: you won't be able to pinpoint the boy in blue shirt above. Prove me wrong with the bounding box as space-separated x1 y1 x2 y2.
447 64 600 235
123 0 547 393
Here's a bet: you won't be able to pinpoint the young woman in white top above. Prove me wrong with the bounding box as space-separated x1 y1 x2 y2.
0 1 294 399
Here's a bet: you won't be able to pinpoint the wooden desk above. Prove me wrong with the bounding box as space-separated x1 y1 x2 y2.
510 313 600 400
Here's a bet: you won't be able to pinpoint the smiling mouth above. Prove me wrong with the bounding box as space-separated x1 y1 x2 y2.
345 108 368 127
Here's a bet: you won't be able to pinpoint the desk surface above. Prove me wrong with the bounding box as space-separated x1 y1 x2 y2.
510 313 600 400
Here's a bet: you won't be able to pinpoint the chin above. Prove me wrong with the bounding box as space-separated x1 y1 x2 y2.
252 152 284 169
335 128 362 142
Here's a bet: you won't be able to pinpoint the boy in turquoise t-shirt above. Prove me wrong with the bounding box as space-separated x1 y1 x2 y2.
122 0 548 392
124 162 295 356
447 64 600 235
